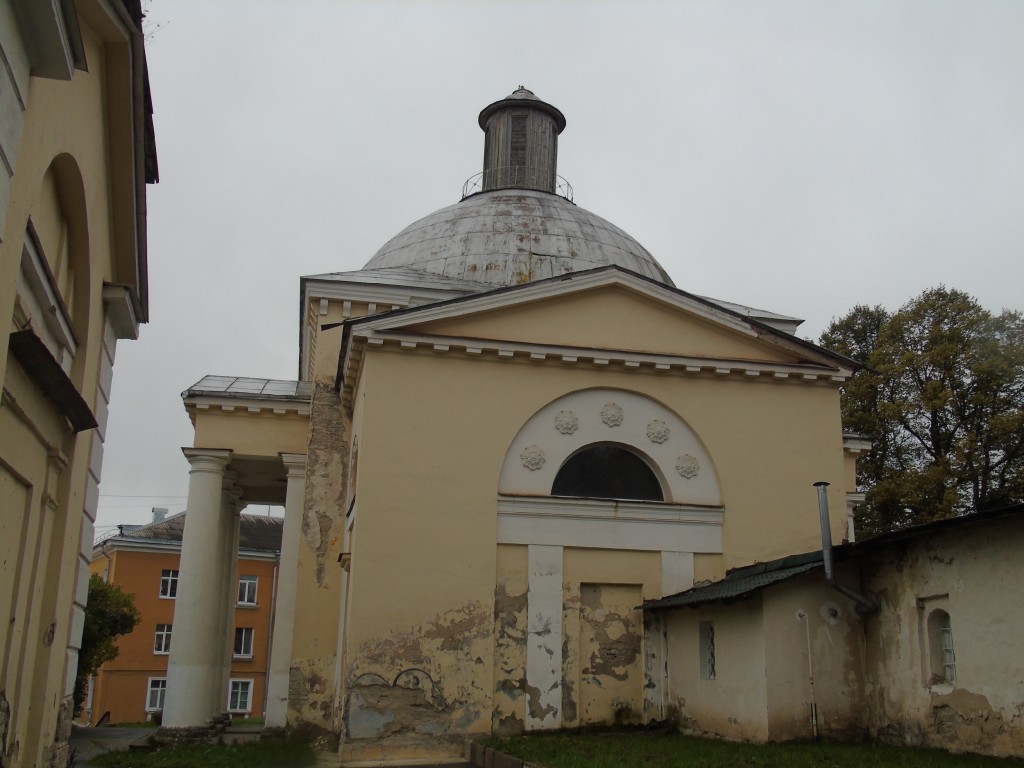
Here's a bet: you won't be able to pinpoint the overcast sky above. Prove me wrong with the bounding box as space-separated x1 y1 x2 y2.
95 0 1024 534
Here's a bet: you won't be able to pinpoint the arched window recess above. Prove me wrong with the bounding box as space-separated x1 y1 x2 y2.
551 443 664 502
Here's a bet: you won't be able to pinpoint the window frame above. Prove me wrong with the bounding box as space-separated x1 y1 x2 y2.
159 569 178 599
227 678 254 714
233 626 255 659
146 677 167 712
153 623 172 655
237 575 259 606
18 225 77 373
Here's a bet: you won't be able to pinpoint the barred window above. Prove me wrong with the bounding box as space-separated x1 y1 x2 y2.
699 620 716 680
927 609 956 686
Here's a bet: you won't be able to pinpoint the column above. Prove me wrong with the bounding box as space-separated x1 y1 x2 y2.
163 448 232 728
264 453 306 728
216 477 242 719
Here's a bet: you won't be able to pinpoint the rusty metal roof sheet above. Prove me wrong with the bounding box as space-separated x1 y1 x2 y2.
117 511 283 552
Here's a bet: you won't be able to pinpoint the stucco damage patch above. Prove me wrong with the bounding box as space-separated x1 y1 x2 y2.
578 584 643 725
580 587 641 682
929 689 1022 756
345 601 491 742
492 585 527 735
302 384 347 585
288 655 338 740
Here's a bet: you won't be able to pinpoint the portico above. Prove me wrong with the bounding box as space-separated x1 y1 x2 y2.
162 378 310 730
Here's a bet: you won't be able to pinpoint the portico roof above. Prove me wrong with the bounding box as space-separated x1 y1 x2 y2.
183 375 311 401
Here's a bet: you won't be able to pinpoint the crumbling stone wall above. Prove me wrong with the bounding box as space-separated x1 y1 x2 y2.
289 383 348 738
863 516 1024 758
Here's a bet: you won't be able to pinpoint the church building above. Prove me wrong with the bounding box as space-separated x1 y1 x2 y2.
161 88 864 763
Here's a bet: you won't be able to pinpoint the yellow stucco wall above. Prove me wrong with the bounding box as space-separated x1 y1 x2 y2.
191 410 310 458
0 9 147 766
407 285 809 363
323 284 850 752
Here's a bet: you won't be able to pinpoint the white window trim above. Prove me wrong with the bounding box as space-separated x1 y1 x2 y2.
227 678 254 714
153 624 172 655
159 569 178 600
233 627 254 659
145 677 167 712
237 575 258 606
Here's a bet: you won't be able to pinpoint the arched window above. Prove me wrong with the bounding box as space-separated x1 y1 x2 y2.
927 609 956 686
551 444 663 502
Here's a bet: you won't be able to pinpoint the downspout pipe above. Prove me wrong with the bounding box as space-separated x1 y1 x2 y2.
814 482 878 616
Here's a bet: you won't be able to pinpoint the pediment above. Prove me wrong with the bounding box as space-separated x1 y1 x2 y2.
351 268 842 368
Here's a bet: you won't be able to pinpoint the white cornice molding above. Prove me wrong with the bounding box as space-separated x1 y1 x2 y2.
184 395 311 422
497 495 724 553
302 279 472 308
498 495 725 524
339 328 851 410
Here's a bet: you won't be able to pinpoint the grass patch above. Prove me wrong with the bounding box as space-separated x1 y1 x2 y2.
89 738 314 768
485 731 1024 768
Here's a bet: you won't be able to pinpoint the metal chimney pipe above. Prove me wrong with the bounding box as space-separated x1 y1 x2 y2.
813 482 834 582
813 482 878 615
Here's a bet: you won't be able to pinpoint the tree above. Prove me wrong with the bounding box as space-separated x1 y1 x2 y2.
74 574 141 716
821 287 1024 537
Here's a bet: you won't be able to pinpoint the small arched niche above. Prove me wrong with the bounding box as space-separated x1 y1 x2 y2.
552 443 664 502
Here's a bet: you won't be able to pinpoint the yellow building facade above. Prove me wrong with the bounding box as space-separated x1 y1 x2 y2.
163 89 860 763
0 1 156 765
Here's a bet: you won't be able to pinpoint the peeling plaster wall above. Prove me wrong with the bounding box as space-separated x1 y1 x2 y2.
289 383 347 736
863 516 1024 758
762 568 867 742
329 291 852 758
493 545 528 736
339 353 500 754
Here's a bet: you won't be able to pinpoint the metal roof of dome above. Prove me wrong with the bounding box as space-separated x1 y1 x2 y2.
359 88 674 288
362 188 674 287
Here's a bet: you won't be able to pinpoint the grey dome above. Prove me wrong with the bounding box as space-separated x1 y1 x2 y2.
362 189 674 288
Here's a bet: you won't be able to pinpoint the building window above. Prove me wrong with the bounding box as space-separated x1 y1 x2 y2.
927 609 956 686
234 627 254 659
228 679 253 713
552 444 664 502
237 575 258 605
17 227 77 374
146 678 167 712
699 621 716 680
153 624 172 654
159 569 178 599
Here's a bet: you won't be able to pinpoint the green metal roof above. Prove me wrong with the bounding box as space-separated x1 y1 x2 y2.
643 551 823 611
